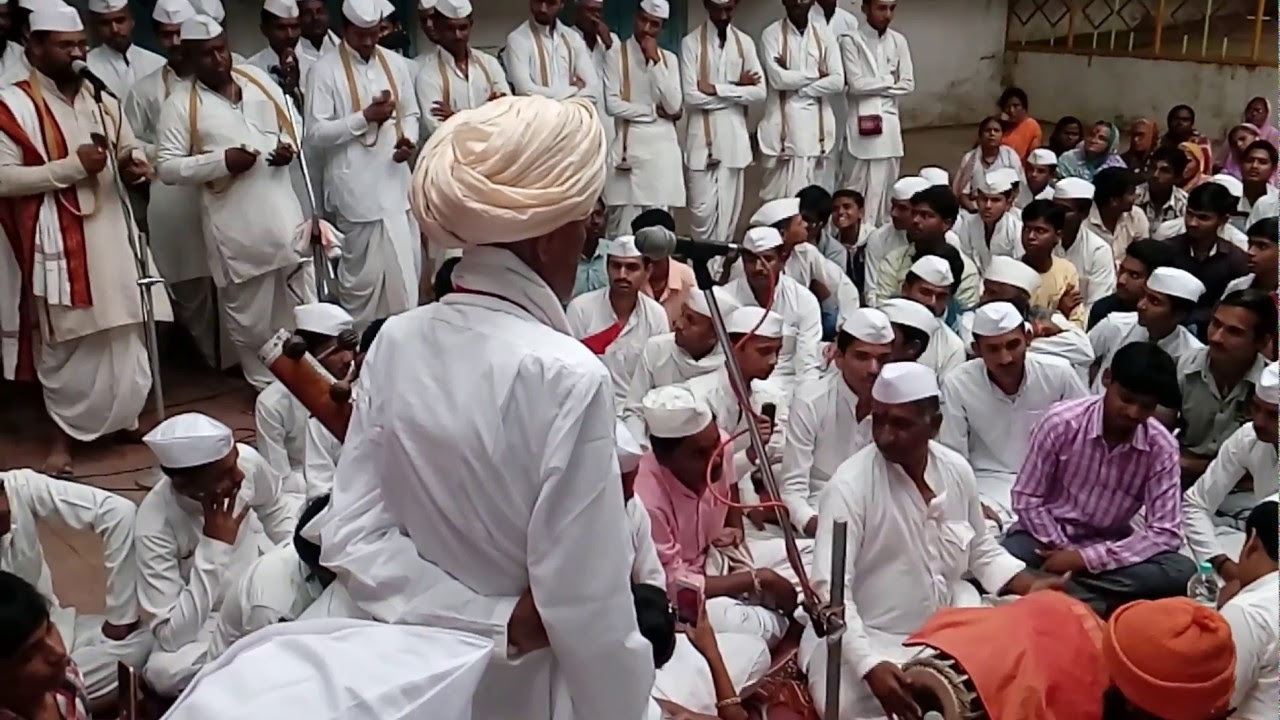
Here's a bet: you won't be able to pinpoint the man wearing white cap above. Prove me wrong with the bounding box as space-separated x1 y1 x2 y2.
862 175 927 305
247 0 308 88
621 286 737 445
1083 166 1149 262
881 295 964 378
917 165 948 188
305 0 420 328
569 0 617 148
1183 362 1278 573
567 235 670 407
1164 182 1251 333
781 307 893 536
321 95 654 720
0 0 27 86
85 0 165 99
954 167 1023 272
1046 176 1116 318
414 0 508 138
136 412 298 695
1018 147 1057 208
757 0 843 201
897 252 959 321
680 0 764 246
0 468 154 703
840 0 912 227
0 2 173 476
873 186 981 313
504 0 597 102
803 361 1056 719
156 14 316 390
1018 199 1087 327
940 301 1088 529
1088 266 1204 393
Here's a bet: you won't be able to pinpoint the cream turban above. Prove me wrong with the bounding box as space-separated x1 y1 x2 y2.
411 96 606 251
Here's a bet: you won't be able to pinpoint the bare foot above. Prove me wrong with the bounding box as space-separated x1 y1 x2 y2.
40 430 73 478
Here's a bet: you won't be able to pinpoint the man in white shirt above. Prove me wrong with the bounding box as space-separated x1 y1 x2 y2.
680 0 763 246
1085 166 1150 263
940 302 1089 529
156 15 315 390
246 0 306 86
0 469 153 704
85 0 165 99
1217 500 1279 720
810 0 858 187
567 235 671 407
840 0 913 228
414 0 439 62
503 0 597 101
570 0 616 146
802 361 1058 719
414 0 507 138
295 0 338 67
1049 177 1117 317
602 0 684 237
882 290 965 379
781 307 893 537
1018 147 1057 208
954 167 1023 273
1088 266 1204 393
136 413 297 696
305 0 420 328
874 185 981 310
757 0 843 201
862 174 928 305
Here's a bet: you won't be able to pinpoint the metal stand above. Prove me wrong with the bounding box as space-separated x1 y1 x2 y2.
279 72 338 303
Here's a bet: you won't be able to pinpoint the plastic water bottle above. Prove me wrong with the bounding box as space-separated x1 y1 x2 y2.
1187 561 1220 607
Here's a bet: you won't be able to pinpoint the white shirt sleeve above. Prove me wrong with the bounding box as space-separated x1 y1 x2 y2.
621 344 657 448
604 44 657 122
779 390 821 532
1220 596 1269 711
504 27 575 100
1182 425 1252 562
812 471 884 680
254 391 295 478
761 25 818 92
242 450 296 546
303 417 340 502
937 374 970 457
792 287 825 382
628 498 667 588
1081 241 1118 309
303 62 373 148
797 26 844 100
154 92 233 185
957 459 1026 591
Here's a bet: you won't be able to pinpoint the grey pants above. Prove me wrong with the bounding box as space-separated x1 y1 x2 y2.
1001 531 1196 618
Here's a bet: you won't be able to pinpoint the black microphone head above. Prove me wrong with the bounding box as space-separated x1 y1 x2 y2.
633 225 677 261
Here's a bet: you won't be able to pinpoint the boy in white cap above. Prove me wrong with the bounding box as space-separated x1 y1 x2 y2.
862 175 928 305
601 0 684 237
0 468 153 705
85 0 165 98
1183 362 1278 571
954 167 1023 272
881 295 965 378
1047 176 1117 318
569 0 617 148
803 361 1057 720
305 0 420 328
136 412 298 695
155 14 317 390
1019 147 1057 207
0 2 173 477
898 252 957 319
781 307 894 537
873 186 981 312
1088 266 1204 392
504 0 597 102
1084 166 1149 262
1019 199 1087 327
757 0 844 201
414 0 508 138
940 301 1088 530
567 235 671 407
680 0 764 246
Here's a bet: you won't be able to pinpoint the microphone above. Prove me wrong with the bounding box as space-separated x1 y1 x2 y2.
633 225 742 263
71 60 117 100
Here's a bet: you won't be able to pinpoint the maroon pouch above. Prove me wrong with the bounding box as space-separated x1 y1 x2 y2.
858 114 883 137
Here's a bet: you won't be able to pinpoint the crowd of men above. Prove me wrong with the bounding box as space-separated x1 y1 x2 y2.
0 0 1277 718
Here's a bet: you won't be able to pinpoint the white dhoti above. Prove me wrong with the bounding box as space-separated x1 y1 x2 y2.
67 616 155 701
653 634 771 714
607 205 666 239
687 166 745 245
221 262 317 390
38 324 151 442
143 621 215 697
843 156 901 229
334 211 420 329
760 155 829 202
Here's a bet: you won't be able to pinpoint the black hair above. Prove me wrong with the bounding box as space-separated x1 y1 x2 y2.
1217 289 1278 341
433 256 462 301
631 582 676 669
797 185 834 222
1167 103 1195 124
977 115 1002 134
1148 145 1189 176
648 433 683 459
1093 166 1138 206
1108 342 1181 409
1246 217 1278 244
891 323 931 357
998 86 1028 109
1243 139 1279 168
1122 238 1177 276
909 185 960 224
835 329 856 354
1246 500 1278 562
293 494 335 586
0 571 49 659
833 188 865 208
1021 198 1067 231
360 317 387 355
295 328 333 354
1187 182 1236 217
631 208 676 233
909 245 964 293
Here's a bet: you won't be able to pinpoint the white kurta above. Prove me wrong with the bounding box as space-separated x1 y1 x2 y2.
780 372 874 532
253 381 308 495
414 47 509 137
939 355 1090 520
1220 572 1279 720
295 31 339 68
504 20 599 101
921 321 967 380
0 41 28 86
757 17 844 200
1047 226 1116 315
245 44 321 90
566 288 671 409
1182 422 1278 564
682 366 791 478
955 146 1031 207
302 415 341 502
85 44 166 100
840 24 913 226
809 3 859 185
625 495 667 588
136 445 296 695
206 542 324 662
954 210 1023 274
723 243 860 326
802 441 1026 719
721 273 824 389
602 39 684 212
959 310 1096 383
0 469 152 700
1245 192 1279 230
621 332 724 445
575 30 618 147
1084 205 1150 263
680 23 764 244
1087 311 1204 393
861 222 905 306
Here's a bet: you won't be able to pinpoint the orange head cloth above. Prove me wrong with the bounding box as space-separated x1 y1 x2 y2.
904 592 1108 720
1103 597 1236 720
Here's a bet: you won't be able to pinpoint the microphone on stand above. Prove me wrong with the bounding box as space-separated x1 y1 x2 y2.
633 225 743 263
71 60 117 100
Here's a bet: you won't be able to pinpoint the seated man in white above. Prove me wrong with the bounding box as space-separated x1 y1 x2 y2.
896 254 969 375
744 197 861 324
1217 500 1279 720
781 308 895 538
940 302 1089 530
136 413 297 696
1183 362 1278 569
881 296 965 380
1088 267 1204 393
0 470 153 706
802 362 1061 720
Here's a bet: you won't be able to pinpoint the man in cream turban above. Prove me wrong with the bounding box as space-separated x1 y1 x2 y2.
318 95 655 720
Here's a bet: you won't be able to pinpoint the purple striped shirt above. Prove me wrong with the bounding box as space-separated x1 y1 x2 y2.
1010 396 1183 573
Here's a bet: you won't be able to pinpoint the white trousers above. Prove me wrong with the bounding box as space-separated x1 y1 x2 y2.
652 633 771 715
607 205 666 238
760 155 830 202
334 211 420 330
843 155 901 229
143 620 215 697
221 263 316 391
69 616 155 702
39 324 150 442
686 166 745 244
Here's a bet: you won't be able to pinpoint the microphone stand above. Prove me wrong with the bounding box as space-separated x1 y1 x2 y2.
89 82 166 424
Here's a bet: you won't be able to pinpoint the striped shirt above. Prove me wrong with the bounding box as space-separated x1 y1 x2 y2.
1010 396 1183 573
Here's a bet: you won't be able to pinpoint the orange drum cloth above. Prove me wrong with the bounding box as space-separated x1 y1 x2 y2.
904 592 1108 720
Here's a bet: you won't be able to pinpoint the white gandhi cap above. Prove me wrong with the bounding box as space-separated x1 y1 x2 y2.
294 302 354 336
908 256 954 287
1257 362 1279 405
180 14 222 41
985 256 1042 294
614 420 644 473
153 0 197 24
1145 267 1206 302
872 362 940 404
87 0 128 14
881 297 938 334
606 235 642 258
726 306 785 338
685 287 740 319
919 167 950 188
971 301 1026 337
419 0 437 8
343 0 384 28
434 0 471 18
1053 177 1095 201
749 198 801 227
144 412 235 469
742 226 783 254
840 308 895 344
191 0 225 22
639 0 670 19
642 386 714 439
892 176 931 201
1209 173 1244 199
983 168 1020 195
1028 148 1058 166
29 3 83 32
263 0 300 19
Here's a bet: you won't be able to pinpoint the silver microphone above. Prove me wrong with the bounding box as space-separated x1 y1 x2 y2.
633 225 742 262
71 60 117 100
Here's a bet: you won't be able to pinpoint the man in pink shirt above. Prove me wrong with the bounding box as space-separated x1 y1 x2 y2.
634 385 797 647
632 209 698 325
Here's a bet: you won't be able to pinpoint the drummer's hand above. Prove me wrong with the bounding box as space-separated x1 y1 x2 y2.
865 662 922 720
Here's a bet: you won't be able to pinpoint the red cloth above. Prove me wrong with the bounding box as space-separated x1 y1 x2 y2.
580 321 623 355
904 592 1108 720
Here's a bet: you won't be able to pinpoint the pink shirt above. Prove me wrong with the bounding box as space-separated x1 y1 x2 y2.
641 260 697 326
